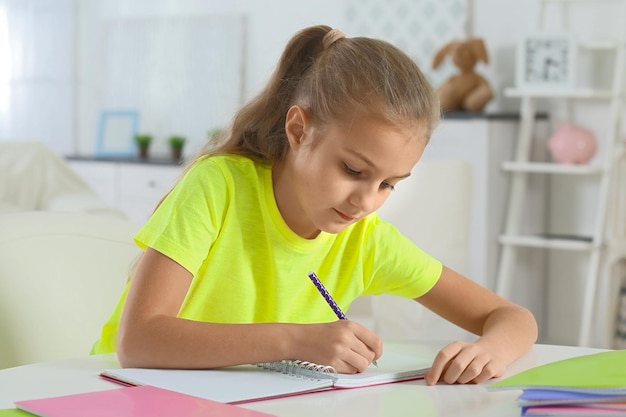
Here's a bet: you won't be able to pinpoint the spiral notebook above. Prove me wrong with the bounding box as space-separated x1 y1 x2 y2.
100 341 435 404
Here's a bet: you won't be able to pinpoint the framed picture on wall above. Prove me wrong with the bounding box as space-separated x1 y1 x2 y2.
516 33 577 91
95 110 139 157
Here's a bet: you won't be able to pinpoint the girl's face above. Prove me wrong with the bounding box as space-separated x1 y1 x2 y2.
276 106 427 239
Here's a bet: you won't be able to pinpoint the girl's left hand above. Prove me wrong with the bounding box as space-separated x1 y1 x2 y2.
423 341 507 385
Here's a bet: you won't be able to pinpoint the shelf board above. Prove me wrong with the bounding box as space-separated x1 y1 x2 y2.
499 234 599 251
504 88 615 99
501 162 605 175
542 0 626 4
579 40 621 50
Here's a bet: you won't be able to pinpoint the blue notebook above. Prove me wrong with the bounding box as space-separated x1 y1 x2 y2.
518 389 626 407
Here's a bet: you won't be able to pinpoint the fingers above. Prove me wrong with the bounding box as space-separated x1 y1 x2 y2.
318 321 382 374
350 336 382 371
354 324 384 365
424 342 505 385
424 342 461 385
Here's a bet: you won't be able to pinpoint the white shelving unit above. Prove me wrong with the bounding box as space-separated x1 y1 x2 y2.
495 0 626 346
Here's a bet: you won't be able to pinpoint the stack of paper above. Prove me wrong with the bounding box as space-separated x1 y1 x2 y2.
488 350 626 416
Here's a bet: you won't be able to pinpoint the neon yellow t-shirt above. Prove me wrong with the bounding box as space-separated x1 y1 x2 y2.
91 155 442 354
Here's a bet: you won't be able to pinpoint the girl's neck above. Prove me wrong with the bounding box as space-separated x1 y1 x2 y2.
271 161 320 239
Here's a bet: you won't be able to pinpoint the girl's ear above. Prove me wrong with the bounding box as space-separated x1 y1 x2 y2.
285 105 311 150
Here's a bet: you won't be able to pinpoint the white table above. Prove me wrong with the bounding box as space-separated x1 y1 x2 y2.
0 342 607 417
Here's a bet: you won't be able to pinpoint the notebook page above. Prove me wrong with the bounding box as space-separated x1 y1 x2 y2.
334 341 435 388
102 365 334 404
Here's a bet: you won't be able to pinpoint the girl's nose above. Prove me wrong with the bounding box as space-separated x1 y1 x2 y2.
348 183 381 214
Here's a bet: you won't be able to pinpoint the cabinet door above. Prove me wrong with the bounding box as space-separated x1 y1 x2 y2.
67 160 118 207
117 164 181 224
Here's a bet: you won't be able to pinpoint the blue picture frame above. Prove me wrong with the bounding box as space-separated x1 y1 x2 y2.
95 110 139 157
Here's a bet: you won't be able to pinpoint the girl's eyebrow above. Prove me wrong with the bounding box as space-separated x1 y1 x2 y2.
346 148 412 180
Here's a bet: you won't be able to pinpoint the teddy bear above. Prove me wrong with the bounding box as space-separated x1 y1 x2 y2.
431 38 494 113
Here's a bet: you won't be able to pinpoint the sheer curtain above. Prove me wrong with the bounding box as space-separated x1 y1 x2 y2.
0 0 75 154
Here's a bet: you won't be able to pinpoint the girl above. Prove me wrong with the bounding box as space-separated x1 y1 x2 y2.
92 25 537 385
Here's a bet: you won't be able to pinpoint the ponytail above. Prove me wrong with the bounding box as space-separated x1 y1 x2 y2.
196 25 332 162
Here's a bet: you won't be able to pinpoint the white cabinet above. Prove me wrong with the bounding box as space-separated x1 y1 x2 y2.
67 158 181 225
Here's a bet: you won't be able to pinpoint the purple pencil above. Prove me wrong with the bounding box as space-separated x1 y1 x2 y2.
307 271 378 367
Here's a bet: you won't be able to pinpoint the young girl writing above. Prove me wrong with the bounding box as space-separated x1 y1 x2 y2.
92 25 537 385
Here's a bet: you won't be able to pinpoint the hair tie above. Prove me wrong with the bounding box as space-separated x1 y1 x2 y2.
322 28 346 49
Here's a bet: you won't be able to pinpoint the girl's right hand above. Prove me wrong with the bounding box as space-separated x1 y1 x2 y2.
290 320 382 374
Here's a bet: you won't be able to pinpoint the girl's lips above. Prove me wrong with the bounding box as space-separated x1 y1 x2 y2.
334 209 355 221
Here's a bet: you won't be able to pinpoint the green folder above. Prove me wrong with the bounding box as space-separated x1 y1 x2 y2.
0 409 33 417
489 350 626 394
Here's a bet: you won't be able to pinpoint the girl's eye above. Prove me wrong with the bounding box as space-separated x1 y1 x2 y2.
344 163 361 176
380 182 395 191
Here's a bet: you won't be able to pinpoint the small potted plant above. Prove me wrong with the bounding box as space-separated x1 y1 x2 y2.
134 133 153 159
168 135 186 162
207 127 224 150
207 127 223 140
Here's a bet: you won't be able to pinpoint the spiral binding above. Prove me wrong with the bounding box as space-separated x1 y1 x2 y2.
256 360 338 382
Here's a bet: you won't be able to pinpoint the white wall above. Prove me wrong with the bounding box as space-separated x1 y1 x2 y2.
0 0 554 155
4 0 623 148
72 0 472 157
6 0 609 153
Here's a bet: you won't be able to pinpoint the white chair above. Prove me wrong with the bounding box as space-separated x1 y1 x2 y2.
347 159 474 342
0 211 140 369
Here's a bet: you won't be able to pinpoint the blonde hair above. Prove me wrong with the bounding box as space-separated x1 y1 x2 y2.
191 24 439 166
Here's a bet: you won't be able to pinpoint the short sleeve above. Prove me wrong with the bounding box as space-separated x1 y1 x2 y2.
134 157 230 275
364 218 442 299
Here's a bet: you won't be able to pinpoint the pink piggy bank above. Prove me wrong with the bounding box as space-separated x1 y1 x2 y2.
547 124 597 165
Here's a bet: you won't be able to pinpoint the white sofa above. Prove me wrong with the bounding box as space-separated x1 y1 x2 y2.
0 141 126 218
0 211 140 369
